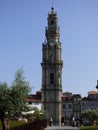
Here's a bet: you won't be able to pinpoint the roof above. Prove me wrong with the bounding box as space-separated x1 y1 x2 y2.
88 91 98 95
27 91 41 103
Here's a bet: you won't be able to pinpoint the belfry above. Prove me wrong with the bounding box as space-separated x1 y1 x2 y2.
41 7 63 126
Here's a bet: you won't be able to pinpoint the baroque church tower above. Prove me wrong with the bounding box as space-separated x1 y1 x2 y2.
41 7 63 126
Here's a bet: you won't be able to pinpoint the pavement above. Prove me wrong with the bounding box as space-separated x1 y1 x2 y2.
44 126 79 130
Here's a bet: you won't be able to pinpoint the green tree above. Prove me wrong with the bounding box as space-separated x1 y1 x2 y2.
32 107 46 120
11 68 30 117
0 68 30 130
0 82 12 130
82 109 98 125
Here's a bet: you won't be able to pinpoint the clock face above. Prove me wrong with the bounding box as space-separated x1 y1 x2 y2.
50 42 54 46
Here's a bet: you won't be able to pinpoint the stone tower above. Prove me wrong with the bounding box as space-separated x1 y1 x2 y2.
41 7 63 126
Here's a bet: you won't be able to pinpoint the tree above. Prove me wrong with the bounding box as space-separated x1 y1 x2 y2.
32 107 46 120
11 68 30 118
82 109 98 125
0 82 12 130
0 68 30 130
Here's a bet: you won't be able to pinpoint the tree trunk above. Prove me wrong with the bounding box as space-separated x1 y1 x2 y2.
1 115 9 130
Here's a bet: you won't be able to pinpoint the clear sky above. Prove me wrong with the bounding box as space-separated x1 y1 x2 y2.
0 0 98 97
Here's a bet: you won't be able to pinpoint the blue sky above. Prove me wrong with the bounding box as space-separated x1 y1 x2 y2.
0 0 98 97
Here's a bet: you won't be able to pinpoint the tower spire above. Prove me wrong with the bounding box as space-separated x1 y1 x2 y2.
51 0 54 12
52 0 54 7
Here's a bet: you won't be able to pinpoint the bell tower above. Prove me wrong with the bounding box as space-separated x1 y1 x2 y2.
41 7 63 126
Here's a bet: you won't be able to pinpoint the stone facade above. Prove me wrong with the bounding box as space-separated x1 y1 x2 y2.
41 7 63 126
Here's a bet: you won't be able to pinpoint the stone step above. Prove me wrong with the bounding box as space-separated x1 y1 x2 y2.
44 126 79 130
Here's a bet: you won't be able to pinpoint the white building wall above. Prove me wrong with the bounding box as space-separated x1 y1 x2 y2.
28 102 41 110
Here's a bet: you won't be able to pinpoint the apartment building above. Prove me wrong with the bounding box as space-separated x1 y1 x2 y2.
62 92 81 125
81 91 98 112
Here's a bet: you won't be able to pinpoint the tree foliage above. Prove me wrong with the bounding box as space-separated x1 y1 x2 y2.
0 82 12 116
32 107 46 120
82 108 98 125
11 68 30 117
0 68 31 130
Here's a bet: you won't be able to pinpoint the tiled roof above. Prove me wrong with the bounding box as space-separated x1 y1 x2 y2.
88 91 98 95
27 91 41 102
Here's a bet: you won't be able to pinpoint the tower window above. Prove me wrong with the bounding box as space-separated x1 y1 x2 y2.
51 20 54 25
50 73 54 84
50 54 54 61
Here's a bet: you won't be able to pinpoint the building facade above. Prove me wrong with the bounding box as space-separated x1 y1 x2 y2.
27 91 41 110
41 7 63 126
62 92 81 125
62 92 73 125
27 90 98 125
81 91 98 112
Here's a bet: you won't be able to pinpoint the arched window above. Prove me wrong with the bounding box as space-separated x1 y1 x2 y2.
50 73 54 84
